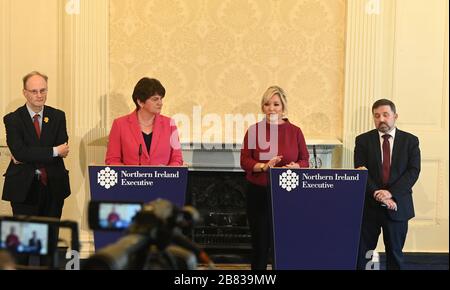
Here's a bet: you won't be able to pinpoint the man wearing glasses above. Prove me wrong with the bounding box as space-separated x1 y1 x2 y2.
2 71 71 220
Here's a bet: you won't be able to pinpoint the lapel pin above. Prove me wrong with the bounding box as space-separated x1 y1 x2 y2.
44 117 49 123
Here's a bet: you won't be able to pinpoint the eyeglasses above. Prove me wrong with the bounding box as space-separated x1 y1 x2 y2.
25 88 48 95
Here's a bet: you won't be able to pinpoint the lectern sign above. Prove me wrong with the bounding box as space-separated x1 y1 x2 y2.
88 165 188 249
270 168 367 270
89 166 187 206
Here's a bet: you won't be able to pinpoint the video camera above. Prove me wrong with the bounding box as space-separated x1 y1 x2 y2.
84 199 212 270
0 215 79 269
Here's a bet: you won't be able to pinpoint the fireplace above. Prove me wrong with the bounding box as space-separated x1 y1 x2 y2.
187 171 251 250
182 143 250 261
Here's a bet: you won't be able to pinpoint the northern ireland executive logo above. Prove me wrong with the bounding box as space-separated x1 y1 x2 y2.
97 167 118 189
279 170 299 192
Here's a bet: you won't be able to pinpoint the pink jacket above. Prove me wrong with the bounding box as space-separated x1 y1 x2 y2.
105 111 183 166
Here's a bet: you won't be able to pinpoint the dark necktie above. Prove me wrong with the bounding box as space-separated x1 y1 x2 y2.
33 114 48 186
382 134 391 185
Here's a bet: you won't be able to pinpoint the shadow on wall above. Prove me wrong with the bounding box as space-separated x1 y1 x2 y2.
0 150 11 215
0 99 30 216
65 93 130 230
5 99 27 116
78 92 130 175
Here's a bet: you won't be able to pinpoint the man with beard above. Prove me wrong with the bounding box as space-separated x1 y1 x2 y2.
354 99 421 270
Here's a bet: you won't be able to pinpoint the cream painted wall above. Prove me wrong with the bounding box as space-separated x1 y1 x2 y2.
391 0 448 252
0 0 448 254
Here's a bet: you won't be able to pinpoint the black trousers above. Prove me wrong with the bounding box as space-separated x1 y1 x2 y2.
11 178 64 258
11 179 64 219
357 206 408 270
245 182 273 270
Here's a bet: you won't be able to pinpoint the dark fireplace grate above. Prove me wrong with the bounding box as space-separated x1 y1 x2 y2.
187 171 251 250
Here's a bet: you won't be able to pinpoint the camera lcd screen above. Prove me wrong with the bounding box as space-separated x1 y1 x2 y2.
98 203 142 230
0 220 49 255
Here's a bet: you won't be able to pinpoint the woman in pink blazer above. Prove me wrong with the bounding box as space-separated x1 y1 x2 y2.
105 78 183 166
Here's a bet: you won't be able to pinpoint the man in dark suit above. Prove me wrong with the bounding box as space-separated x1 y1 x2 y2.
354 99 421 270
28 231 42 254
2 71 70 219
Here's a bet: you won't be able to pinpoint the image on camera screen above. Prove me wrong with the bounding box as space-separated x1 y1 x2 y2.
99 203 142 229
0 220 49 255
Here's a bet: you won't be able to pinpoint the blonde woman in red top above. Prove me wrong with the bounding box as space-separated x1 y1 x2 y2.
240 86 309 270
